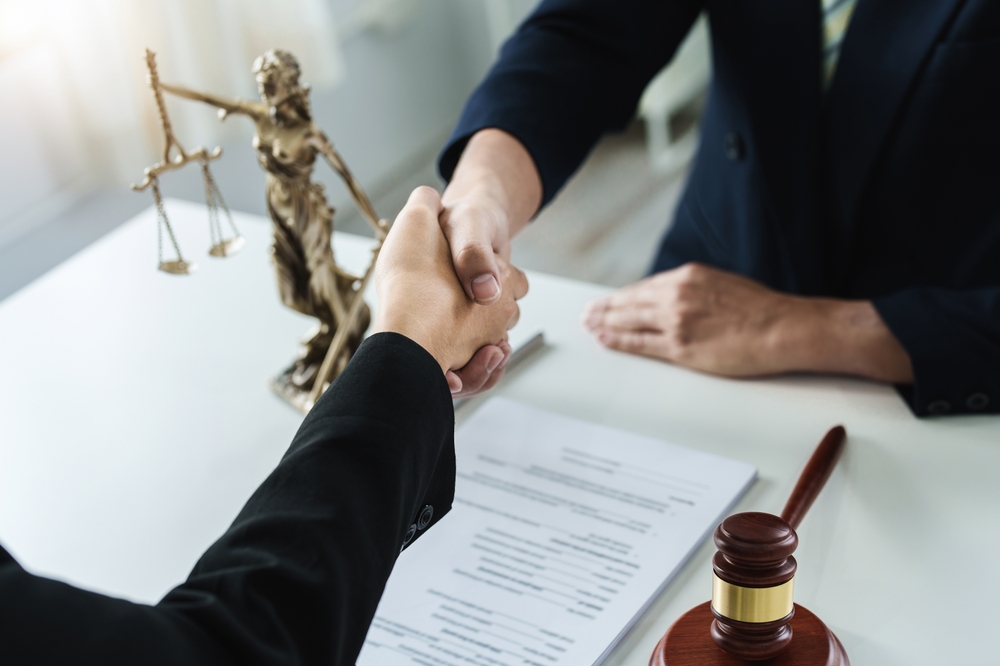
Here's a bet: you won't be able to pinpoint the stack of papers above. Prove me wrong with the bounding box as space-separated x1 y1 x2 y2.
359 398 756 666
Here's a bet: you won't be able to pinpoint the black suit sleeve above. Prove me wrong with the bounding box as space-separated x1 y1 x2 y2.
439 0 703 207
874 288 1000 417
0 332 455 666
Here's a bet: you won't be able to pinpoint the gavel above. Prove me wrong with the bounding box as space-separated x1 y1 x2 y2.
651 426 849 666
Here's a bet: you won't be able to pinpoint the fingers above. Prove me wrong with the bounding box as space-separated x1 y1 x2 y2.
582 299 659 332
448 343 510 397
507 303 521 331
378 187 445 280
441 206 506 304
582 279 663 331
404 185 444 217
445 370 463 394
584 278 670 360
505 263 530 301
594 328 662 357
493 261 527 332
590 278 660 311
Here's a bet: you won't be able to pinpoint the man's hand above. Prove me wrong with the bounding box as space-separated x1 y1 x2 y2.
372 187 528 381
436 129 543 395
582 262 914 383
440 129 541 303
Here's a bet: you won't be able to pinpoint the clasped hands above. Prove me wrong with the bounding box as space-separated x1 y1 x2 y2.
372 187 526 387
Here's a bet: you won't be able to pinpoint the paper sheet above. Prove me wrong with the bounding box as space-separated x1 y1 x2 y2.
358 398 756 666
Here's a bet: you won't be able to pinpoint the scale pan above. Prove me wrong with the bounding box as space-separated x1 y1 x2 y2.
209 235 246 257
159 259 197 275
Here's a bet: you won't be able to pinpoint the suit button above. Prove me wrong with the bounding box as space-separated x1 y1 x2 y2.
926 399 952 415
418 505 434 530
966 392 990 411
725 132 745 161
403 523 417 547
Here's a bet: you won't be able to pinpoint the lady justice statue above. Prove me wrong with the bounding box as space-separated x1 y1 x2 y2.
133 49 388 413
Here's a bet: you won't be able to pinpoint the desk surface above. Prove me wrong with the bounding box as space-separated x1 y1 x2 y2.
1 201 998 665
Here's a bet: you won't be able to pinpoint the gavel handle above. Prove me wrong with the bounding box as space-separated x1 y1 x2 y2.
779 425 847 531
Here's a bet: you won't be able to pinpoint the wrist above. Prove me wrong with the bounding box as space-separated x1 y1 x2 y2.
442 129 540 234
372 309 452 375
775 298 914 382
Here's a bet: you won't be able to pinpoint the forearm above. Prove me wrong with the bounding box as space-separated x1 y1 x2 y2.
780 297 914 383
441 129 542 239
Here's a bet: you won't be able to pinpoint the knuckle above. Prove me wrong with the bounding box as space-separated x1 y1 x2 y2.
518 271 530 296
625 332 646 352
456 243 491 265
666 327 691 351
400 202 438 226
671 307 693 330
685 261 706 275
674 281 696 300
507 305 521 330
677 262 704 283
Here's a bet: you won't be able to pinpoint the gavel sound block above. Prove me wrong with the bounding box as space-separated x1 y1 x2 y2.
650 426 849 666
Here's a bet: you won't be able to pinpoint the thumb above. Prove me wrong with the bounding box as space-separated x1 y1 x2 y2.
443 211 504 304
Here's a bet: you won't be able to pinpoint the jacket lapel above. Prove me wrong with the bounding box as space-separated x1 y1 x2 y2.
823 0 967 287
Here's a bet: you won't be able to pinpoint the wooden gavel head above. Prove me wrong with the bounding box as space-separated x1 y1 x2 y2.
710 512 798 661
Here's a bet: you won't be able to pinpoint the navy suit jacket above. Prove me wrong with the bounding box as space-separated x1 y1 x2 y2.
440 0 1000 417
0 334 455 665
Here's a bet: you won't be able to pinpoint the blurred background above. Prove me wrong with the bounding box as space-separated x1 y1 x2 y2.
0 0 711 301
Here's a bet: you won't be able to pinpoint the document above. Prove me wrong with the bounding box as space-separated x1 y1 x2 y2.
358 398 756 666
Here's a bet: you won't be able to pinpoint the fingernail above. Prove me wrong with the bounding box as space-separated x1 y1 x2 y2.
486 350 504 373
498 345 512 369
472 274 500 302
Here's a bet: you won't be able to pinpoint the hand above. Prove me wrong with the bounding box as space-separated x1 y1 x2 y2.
438 129 542 395
440 129 541 303
582 262 914 383
438 195 514 395
372 187 528 378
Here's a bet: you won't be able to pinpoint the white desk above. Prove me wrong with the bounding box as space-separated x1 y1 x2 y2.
1 202 998 665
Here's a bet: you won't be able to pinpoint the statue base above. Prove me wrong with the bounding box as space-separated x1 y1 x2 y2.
270 368 318 415
650 602 848 666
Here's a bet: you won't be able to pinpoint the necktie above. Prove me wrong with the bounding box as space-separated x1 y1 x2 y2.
822 0 857 87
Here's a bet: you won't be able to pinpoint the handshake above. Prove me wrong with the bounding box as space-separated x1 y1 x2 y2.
373 186 528 395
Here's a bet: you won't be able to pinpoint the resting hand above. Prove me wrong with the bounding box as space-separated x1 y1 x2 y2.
372 187 528 379
582 262 914 383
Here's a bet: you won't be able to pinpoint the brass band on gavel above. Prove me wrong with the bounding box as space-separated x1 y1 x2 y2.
711 574 795 624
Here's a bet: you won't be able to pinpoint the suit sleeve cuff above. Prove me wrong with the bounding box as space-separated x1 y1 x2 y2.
873 291 998 417
305 331 456 545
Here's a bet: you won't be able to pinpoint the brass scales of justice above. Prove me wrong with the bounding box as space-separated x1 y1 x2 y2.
131 48 389 414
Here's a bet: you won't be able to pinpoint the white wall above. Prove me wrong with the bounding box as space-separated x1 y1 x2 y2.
0 0 508 247
0 43 96 244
